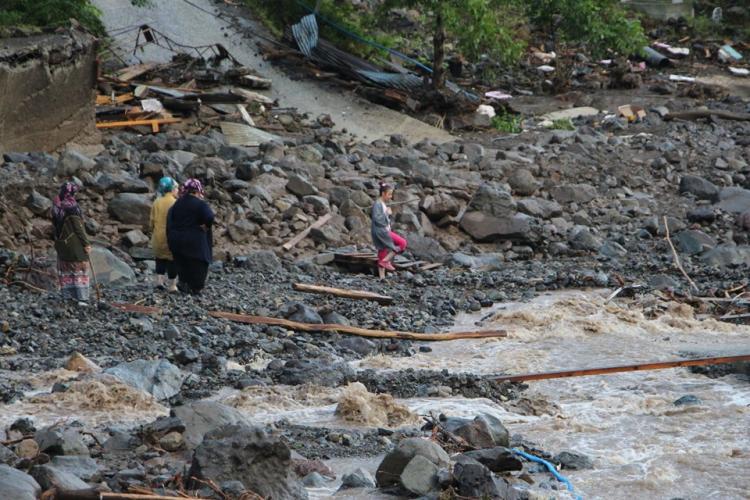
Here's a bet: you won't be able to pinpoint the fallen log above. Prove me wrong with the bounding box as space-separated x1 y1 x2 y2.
281 213 332 251
55 490 209 500
96 118 181 133
664 109 750 122
492 354 750 383
209 311 507 341
292 283 393 304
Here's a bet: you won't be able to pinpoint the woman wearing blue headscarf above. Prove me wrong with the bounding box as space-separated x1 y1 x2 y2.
150 177 179 292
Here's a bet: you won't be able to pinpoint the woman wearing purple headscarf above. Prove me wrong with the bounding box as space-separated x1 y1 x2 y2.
166 179 215 294
51 182 91 304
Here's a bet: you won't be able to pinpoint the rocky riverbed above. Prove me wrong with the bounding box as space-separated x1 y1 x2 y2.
2 36 750 500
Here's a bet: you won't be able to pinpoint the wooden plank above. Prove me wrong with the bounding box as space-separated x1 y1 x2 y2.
114 63 158 82
210 311 507 341
492 354 750 383
231 87 274 105
664 110 750 122
110 303 162 315
96 118 181 131
96 93 135 105
237 104 256 126
240 74 272 89
281 213 332 250
293 283 393 304
219 121 279 146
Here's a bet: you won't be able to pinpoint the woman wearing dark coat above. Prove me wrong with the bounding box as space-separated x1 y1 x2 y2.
167 178 215 294
371 182 407 279
51 181 91 304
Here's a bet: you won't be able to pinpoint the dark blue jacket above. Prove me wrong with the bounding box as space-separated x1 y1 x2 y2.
167 195 215 263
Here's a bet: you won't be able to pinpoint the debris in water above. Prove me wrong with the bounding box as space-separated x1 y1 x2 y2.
335 382 420 428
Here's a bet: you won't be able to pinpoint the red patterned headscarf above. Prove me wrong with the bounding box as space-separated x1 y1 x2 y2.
179 178 204 198
52 182 82 235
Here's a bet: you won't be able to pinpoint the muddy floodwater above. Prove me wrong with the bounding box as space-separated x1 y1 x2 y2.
3 290 749 499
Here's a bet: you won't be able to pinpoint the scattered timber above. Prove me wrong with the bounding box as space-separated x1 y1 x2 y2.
96 118 181 133
492 354 750 383
209 311 507 341
110 303 162 315
55 491 209 500
281 213 332 250
292 283 393 304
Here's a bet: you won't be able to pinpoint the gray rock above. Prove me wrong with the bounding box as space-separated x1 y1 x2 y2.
31 464 89 490
89 247 136 286
679 175 719 202
701 245 750 267
340 468 376 489
644 216 686 236
716 188 750 213
406 234 447 262
159 431 185 452
222 179 251 192
189 424 308 500
57 150 95 176
453 455 500 498
376 437 450 487
276 360 352 387
281 301 323 324
674 230 716 255
451 252 504 271
310 225 341 244
173 401 251 449
550 183 597 204
236 161 260 181
228 219 258 243
0 464 41 500
569 226 602 252
508 168 539 196
554 451 593 470
26 191 53 216
286 174 318 197
0 444 17 466
459 212 534 242
440 414 509 449
649 274 682 291
400 455 439 496
234 250 282 273
302 471 328 487
673 395 701 406
517 197 562 219
105 359 186 400
49 456 100 481
108 193 152 224
337 337 377 356
122 229 149 247
462 447 523 473
303 195 330 214
599 241 628 258
466 183 516 217
420 193 461 221
35 427 88 456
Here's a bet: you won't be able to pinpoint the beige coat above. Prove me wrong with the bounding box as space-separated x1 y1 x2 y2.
150 193 176 260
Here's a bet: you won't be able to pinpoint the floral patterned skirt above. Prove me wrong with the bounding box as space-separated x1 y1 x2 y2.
58 260 90 301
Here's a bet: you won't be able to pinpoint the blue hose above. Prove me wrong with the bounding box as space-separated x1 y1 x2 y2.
512 448 583 500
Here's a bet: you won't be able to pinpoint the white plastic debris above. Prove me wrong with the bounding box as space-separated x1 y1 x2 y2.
140 99 164 113
669 75 696 83
537 65 555 73
729 67 750 77
485 91 512 100
476 104 496 118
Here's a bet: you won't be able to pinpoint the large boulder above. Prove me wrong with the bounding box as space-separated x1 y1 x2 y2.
57 150 95 176
463 447 522 473
104 359 185 401
189 424 308 500
679 175 719 202
281 301 323 324
108 193 152 224
466 183 516 217
49 456 101 481
286 174 318 197
420 193 461 221
31 464 89 490
440 414 509 449
0 464 41 500
674 230 716 255
376 437 450 487
405 234 448 262
234 250 282 273
453 455 501 498
716 187 750 213
400 455 439 496
701 245 750 267
508 168 539 196
550 183 597 204
173 401 251 449
26 191 53 216
459 212 534 242
516 197 562 219
35 427 89 456
0 444 17 466
89 246 136 286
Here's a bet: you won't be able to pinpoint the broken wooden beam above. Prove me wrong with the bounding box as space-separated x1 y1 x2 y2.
55 490 210 500
96 118 181 133
492 354 750 383
209 311 507 341
281 213 332 250
239 74 272 89
110 303 162 315
113 62 158 82
292 283 393 304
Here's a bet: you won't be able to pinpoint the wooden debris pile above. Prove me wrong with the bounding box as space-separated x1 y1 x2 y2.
332 251 443 274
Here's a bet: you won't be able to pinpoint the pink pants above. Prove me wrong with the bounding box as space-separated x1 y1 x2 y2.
378 231 407 263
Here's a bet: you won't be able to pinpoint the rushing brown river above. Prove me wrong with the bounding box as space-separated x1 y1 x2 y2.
3 290 749 499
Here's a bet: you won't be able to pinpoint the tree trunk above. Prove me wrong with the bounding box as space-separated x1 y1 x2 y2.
432 9 446 90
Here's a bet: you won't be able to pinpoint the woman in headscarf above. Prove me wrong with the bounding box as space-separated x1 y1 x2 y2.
371 182 407 279
51 181 91 304
167 178 215 295
150 176 179 292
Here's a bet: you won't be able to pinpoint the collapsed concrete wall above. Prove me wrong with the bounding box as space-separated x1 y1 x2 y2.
0 28 98 154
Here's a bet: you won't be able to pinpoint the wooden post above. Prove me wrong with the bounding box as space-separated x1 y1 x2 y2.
293 283 393 304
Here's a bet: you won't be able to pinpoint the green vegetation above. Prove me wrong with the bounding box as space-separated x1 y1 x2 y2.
0 0 150 35
551 118 575 131
491 110 523 134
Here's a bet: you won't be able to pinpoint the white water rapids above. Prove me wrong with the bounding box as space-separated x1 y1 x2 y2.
2 289 749 499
